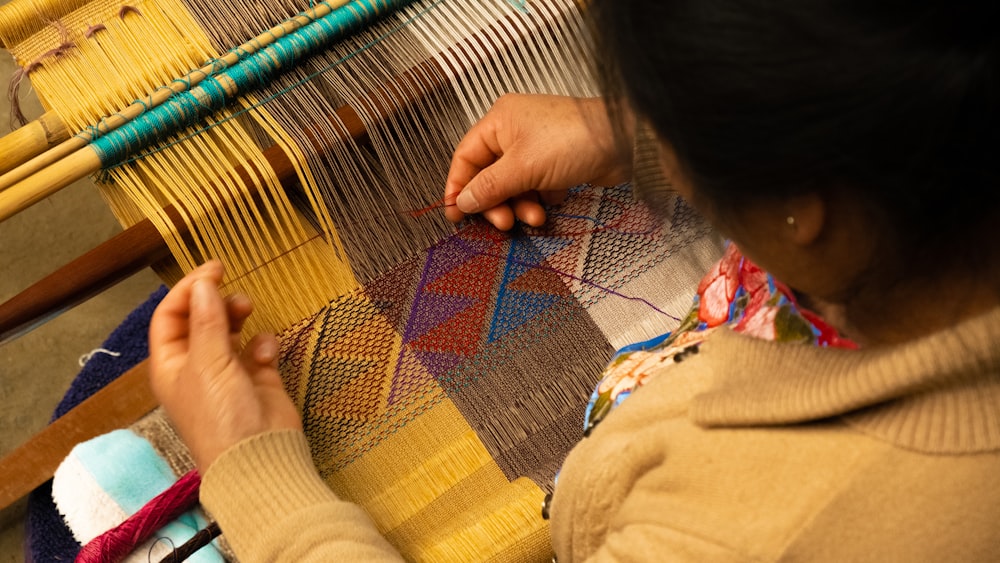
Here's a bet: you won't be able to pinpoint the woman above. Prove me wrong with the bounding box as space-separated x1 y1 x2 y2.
150 0 1000 559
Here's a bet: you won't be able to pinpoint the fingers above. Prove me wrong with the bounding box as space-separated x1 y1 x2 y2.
226 293 253 350
242 333 279 369
455 155 532 216
445 116 502 223
227 293 253 333
149 261 224 362
481 205 516 231
540 189 569 206
512 194 546 227
188 275 236 372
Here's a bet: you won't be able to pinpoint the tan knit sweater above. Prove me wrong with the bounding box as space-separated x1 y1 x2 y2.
202 307 1000 561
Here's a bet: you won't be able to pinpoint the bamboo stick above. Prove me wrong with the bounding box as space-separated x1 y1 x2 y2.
0 56 437 341
0 0 414 222
0 0 565 337
0 148 99 221
0 111 68 176
0 0 352 188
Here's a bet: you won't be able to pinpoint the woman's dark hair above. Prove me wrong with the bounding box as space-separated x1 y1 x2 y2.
591 0 998 253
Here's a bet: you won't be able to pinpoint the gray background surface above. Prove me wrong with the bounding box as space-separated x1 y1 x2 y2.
0 17 164 558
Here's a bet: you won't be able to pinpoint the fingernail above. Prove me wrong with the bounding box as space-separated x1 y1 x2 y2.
256 337 277 363
456 189 479 213
229 293 251 308
192 279 212 308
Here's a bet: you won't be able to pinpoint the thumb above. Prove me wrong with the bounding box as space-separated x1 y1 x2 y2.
455 154 536 214
189 278 234 370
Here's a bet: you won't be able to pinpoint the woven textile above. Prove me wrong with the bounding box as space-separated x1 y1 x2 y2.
275 185 719 560
41 186 720 561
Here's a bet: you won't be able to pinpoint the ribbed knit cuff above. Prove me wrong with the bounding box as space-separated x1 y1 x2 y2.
200 430 340 549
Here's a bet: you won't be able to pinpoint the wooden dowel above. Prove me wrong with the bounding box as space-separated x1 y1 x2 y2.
0 111 69 177
0 147 101 221
0 212 173 345
0 0 352 188
0 8 579 508
0 361 157 511
0 10 539 339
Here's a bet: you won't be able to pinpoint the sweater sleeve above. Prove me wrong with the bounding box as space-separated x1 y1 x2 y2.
200 429 404 562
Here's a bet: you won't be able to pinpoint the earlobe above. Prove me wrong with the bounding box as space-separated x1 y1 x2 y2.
785 193 825 246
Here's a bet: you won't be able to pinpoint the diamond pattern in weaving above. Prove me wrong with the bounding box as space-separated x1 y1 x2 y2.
277 186 707 483
529 185 710 309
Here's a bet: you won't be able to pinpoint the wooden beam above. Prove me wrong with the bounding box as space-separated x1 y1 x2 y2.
0 361 157 511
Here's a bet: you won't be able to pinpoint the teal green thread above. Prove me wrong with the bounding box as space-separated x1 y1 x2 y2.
103 0 446 170
507 0 529 14
90 0 412 166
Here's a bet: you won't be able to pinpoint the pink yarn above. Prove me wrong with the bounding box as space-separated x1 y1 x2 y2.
76 469 202 563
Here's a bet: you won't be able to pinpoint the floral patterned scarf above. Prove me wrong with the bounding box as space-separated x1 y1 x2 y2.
583 242 858 435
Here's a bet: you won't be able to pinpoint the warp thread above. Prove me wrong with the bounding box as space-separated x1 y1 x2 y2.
7 18 75 129
89 0 413 167
76 470 201 563
6 4 140 129
156 522 221 563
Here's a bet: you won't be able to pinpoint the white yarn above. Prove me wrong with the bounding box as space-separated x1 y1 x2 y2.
78 348 122 367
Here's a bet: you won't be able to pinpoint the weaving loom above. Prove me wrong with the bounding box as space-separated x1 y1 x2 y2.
1 0 721 559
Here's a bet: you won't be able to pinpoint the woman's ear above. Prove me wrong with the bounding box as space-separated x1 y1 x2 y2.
785 193 825 246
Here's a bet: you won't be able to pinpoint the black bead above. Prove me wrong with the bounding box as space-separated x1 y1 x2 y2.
541 492 553 520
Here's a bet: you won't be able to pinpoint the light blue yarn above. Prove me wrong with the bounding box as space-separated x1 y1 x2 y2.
91 0 410 167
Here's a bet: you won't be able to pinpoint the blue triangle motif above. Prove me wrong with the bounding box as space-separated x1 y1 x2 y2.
529 235 573 261
488 289 561 343
504 236 547 279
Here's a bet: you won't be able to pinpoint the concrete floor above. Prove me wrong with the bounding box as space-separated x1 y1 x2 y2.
0 34 164 559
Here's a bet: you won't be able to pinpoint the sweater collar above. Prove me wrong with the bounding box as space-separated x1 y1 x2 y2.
690 307 1000 453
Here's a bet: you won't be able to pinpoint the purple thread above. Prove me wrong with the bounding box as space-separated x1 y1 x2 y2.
84 24 107 39
7 19 75 128
451 236 680 321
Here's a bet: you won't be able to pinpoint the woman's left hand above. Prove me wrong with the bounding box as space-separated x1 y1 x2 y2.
148 261 303 472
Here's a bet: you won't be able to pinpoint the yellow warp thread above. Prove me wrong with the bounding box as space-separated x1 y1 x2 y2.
3 0 600 559
5 0 360 336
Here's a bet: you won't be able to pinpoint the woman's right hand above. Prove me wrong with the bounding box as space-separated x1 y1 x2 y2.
444 94 633 230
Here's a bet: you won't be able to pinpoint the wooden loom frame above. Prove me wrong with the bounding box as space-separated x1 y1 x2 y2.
0 0 592 512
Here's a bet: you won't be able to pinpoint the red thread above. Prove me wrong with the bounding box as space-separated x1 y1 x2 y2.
76 470 201 563
404 196 451 218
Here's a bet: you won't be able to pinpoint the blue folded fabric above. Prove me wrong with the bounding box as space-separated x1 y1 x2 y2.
26 286 168 563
